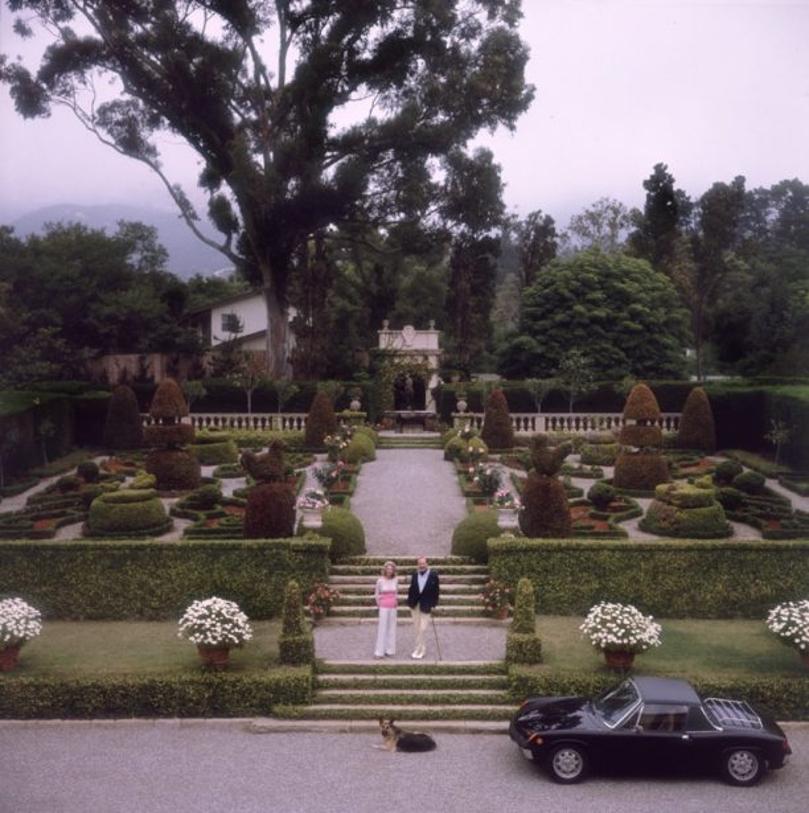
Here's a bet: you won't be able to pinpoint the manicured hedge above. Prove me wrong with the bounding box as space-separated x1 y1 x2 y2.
0 538 331 620
488 538 809 619
0 667 311 719
507 666 809 721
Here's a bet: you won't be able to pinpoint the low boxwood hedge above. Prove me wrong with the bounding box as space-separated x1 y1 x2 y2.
0 538 331 620
488 537 809 619
507 666 809 721
0 667 312 719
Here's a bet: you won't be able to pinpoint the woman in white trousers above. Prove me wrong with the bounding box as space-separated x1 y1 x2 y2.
374 560 398 658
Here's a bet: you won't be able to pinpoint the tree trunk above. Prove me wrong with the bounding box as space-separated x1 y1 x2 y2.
262 285 292 379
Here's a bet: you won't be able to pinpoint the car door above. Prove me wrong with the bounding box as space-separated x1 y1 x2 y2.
632 704 693 774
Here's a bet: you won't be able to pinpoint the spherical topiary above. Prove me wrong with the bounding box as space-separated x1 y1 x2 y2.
732 470 766 495
318 507 366 558
85 489 171 537
588 481 617 511
613 450 669 491
149 378 189 421
243 482 295 539
714 459 744 485
76 460 100 483
145 448 202 491
353 425 379 446
677 387 717 452
342 433 376 464
103 385 144 450
619 423 663 448
443 435 466 461
305 391 338 447
450 511 501 563
623 383 661 422
519 472 572 537
481 388 515 450
190 440 239 466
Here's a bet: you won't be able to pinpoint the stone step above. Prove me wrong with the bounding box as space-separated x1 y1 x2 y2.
338 556 475 565
316 674 510 690
314 689 513 705
318 616 507 626
330 565 489 576
286 704 517 721
328 574 488 585
318 660 507 675
329 605 487 618
327 582 483 594
332 593 481 606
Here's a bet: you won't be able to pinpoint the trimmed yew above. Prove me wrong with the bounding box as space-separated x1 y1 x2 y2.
677 387 717 452
481 388 515 449
103 385 144 450
304 391 338 447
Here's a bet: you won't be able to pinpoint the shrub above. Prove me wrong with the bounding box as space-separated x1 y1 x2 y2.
511 578 537 635
653 482 716 509
149 378 189 421
530 435 568 476
131 471 156 490
56 475 82 493
304 391 337 447
460 436 489 464
519 472 571 538
443 435 466 461
342 433 376 464
613 451 669 492
714 459 744 485
145 448 202 491
441 427 458 447
450 511 501 563
579 601 662 654
623 383 661 422
190 440 239 466
76 461 100 483
587 481 617 511
177 596 253 648
580 442 619 466
732 470 767 495
182 484 223 511
244 482 296 539
279 580 314 665
677 387 717 452
143 423 195 448
318 507 366 558
85 490 171 537
619 424 663 448
639 499 732 539
0 597 43 646
353 425 379 446
103 385 144 450
481 388 515 450
715 486 746 510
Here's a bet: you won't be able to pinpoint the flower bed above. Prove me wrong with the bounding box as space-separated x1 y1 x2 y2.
0 508 85 540
722 487 809 539
568 500 630 539
560 462 605 479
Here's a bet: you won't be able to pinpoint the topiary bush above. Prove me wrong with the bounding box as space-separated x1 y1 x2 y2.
614 383 668 492
143 423 195 448
244 482 295 539
613 451 670 492
510 577 537 635
341 433 376 464
353 425 379 446
619 423 663 448
190 440 239 466
714 459 744 485
460 436 489 464
278 579 315 665
481 388 515 450
450 510 501 563
639 481 731 539
732 470 766 495
443 435 466 461
182 484 223 511
506 577 543 664
150 378 189 422
145 448 201 491
519 472 571 538
580 438 619 466
318 506 366 558
103 385 144 450
677 387 717 452
85 489 171 537
622 382 661 422
56 475 83 493
304 391 337 447
530 435 569 476
587 481 617 511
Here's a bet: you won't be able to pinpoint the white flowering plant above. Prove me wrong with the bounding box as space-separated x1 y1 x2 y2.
766 600 809 652
296 489 329 510
492 489 520 509
0 597 43 647
579 601 662 654
177 597 253 648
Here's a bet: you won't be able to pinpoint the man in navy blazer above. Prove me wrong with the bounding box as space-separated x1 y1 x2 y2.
407 556 440 659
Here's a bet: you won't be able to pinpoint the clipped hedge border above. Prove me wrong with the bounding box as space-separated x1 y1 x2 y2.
0 537 331 620
507 666 809 721
488 537 809 619
0 667 312 719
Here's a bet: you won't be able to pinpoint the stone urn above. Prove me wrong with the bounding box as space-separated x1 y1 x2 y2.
0 643 22 672
300 507 324 530
197 645 231 670
349 398 361 411
456 398 468 414
604 649 635 669
496 507 519 529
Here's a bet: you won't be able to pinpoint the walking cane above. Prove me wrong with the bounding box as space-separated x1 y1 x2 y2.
430 612 442 661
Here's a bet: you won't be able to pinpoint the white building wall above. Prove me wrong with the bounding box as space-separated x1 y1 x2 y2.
210 294 267 346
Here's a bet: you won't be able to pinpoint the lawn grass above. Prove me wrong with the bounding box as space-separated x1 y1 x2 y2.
5 620 282 678
537 615 804 677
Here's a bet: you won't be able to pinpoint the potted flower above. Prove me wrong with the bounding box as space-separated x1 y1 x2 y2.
177 596 253 670
579 601 662 669
766 600 809 668
297 489 329 529
307 582 340 624
481 579 513 620
493 489 521 528
472 464 501 499
0 597 43 672
323 434 349 463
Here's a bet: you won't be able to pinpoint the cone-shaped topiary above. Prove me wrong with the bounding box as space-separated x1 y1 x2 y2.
481 388 515 450
149 378 189 421
506 577 543 663
144 379 199 489
677 387 717 452
614 383 668 492
243 481 295 538
103 385 144 450
622 382 661 422
519 471 571 537
279 579 314 664
305 391 338 447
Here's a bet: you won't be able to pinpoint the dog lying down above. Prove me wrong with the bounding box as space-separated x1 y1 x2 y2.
377 719 437 752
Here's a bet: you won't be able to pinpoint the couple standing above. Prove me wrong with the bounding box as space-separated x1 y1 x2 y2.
374 556 440 659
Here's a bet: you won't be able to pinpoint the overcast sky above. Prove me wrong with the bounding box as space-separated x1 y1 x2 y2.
1 0 808 228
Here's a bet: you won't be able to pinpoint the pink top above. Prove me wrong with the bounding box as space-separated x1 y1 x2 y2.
375 576 398 609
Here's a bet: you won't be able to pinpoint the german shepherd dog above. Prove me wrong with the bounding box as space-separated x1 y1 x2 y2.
377 719 437 752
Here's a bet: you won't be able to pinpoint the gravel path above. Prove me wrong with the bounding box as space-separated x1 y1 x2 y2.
350 449 467 557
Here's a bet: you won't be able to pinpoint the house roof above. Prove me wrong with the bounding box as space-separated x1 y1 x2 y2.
185 288 262 318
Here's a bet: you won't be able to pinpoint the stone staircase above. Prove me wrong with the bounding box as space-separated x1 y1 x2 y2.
325 556 491 621
376 434 443 449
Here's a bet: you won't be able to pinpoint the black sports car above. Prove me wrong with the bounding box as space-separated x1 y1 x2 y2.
510 676 791 786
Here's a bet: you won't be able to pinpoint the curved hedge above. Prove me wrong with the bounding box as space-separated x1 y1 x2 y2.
317 507 366 558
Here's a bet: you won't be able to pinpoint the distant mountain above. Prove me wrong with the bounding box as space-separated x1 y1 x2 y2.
10 203 232 279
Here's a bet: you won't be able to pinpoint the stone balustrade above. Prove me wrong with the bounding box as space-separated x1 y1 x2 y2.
452 412 681 434
141 413 309 432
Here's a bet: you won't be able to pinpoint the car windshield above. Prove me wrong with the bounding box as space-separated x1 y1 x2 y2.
592 680 641 727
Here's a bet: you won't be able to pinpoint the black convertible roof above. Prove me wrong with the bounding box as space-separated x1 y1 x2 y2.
631 677 701 705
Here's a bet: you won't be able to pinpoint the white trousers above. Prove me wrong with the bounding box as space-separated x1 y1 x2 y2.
411 607 431 656
374 607 397 657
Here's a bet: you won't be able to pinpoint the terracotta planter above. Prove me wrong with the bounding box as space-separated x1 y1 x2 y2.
494 607 510 621
0 643 22 672
604 649 635 669
197 645 231 670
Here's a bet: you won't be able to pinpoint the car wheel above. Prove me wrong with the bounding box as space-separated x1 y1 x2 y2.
548 744 588 784
721 749 765 786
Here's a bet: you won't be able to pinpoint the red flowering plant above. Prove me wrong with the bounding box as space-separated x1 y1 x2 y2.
307 582 340 622
480 579 513 617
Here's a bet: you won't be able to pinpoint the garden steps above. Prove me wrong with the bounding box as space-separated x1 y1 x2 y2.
328 575 488 586
335 593 478 606
328 582 483 594
317 660 507 674
330 564 488 576
316 674 509 690
328 605 488 619
285 704 516 721
314 688 513 705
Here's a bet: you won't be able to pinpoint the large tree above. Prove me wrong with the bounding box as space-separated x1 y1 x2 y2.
2 1 533 377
